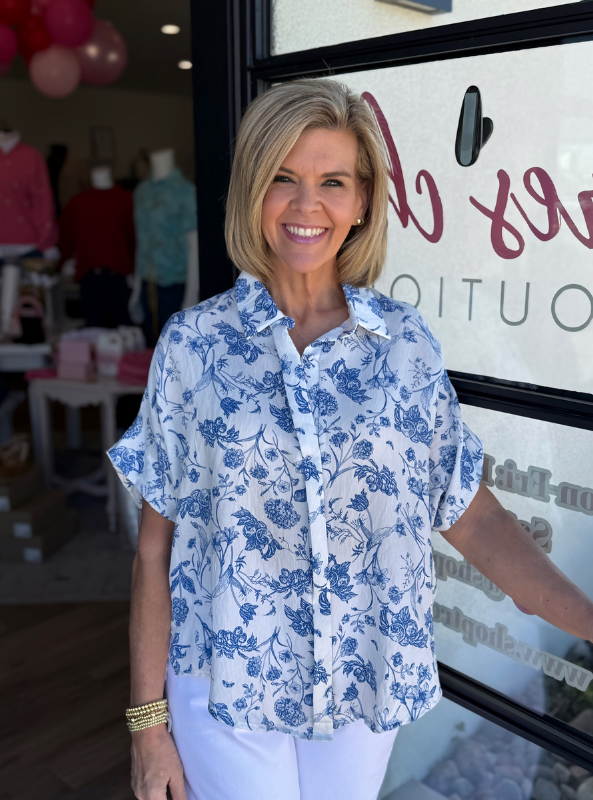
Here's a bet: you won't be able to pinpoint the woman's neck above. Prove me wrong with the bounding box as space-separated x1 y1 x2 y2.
266 260 346 324
266 259 349 355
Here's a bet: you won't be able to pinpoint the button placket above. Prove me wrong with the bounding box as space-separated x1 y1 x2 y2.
272 326 333 740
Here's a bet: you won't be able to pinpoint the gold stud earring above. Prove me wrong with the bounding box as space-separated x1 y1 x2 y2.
355 217 364 225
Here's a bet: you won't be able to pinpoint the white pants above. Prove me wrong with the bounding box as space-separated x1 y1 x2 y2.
166 665 398 800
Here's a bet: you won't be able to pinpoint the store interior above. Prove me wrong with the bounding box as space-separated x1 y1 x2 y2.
0 0 195 605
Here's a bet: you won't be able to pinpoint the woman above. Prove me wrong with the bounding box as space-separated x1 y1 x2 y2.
109 79 593 800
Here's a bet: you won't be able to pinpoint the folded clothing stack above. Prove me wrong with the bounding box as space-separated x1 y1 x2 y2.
96 330 124 378
117 349 154 386
57 339 94 381
54 326 146 382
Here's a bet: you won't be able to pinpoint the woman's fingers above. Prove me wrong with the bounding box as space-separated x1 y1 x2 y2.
130 728 187 800
169 773 189 800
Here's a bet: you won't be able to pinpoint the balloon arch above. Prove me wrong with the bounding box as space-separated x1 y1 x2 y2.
0 0 127 97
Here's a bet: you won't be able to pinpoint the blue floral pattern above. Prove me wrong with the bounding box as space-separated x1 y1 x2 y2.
109 271 483 742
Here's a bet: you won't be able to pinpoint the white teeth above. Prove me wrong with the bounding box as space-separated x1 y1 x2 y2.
285 225 325 237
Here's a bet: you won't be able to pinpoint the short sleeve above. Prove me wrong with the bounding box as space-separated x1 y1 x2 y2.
428 369 484 532
107 324 187 520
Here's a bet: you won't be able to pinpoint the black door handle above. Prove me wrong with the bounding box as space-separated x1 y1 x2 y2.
455 85 494 167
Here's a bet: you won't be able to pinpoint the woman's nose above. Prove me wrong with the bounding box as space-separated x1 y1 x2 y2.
290 181 321 214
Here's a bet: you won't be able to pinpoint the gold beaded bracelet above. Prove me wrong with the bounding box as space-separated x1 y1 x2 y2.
125 699 170 732
127 713 169 732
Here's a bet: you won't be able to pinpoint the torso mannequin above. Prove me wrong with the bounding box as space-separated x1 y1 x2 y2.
129 149 199 333
149 149 175 182
59 165 135 328
61 166 116 277
0 129 60 261
91 165 115 190
0 130 21 155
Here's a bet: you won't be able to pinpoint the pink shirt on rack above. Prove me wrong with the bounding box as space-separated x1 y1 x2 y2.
0 142 58 251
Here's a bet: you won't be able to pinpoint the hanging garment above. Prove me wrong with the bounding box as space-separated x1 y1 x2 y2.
134 167 197 287
59 184 135 281
0 142 58 251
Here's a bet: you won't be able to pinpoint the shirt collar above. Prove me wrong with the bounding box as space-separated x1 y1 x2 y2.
234 271 390 341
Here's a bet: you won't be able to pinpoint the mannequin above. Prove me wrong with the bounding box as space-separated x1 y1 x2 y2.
91 164 115 190
0 126 59 263
59 164 135 328
129 148 199 345
150 148 175 182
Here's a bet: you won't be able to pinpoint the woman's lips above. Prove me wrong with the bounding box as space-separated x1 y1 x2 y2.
281 224 329 244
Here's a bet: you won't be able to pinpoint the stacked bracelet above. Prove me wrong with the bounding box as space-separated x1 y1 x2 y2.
125 699 170 732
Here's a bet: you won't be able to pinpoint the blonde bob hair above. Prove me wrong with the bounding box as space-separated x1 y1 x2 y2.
225 78 389 288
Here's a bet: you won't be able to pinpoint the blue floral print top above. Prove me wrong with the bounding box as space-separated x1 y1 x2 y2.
109 271 483 742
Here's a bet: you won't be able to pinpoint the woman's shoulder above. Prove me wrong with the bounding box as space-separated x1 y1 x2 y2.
160 286 242 341
369 287 443 362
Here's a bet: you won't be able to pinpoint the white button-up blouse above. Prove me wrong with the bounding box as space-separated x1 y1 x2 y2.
109 271 483 742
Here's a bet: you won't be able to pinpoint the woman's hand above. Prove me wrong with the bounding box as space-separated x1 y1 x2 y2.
131 725 188 800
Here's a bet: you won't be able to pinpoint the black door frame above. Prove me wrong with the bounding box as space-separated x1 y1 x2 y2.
191 0 593 767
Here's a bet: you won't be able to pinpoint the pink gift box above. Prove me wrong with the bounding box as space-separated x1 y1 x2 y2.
57 340 93 365
57 362 94 381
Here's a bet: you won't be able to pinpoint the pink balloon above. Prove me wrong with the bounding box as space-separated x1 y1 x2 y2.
29 43 80 97
0 21 17 63
0 57 12 75
44 0 93 47
76 19 127 86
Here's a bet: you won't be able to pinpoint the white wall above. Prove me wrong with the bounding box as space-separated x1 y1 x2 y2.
0 78 195 207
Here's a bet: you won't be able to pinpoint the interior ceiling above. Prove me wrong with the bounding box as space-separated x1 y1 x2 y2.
11 0 194 97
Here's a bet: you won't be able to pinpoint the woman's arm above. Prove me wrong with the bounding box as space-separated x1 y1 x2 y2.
128 499 187 800
440 483 593 642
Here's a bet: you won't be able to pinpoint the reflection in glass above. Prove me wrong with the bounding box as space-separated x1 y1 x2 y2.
432 405 593 742
379 696 593 800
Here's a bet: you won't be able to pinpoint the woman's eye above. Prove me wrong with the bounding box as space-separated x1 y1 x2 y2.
273 175 292 183
324 179 343 187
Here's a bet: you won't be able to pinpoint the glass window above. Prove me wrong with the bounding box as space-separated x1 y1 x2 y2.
333 39 593 393
272 0 577 56
432 404 593 740
378 695 592 800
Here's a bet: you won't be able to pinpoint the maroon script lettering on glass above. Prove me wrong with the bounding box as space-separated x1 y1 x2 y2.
469 170 525 259
362 92 444 244
511 167 593 249
471 167 593 259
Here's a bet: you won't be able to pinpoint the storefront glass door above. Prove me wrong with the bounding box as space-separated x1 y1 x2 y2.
328 33 593 752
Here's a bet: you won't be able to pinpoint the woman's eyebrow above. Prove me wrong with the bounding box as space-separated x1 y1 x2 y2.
277 166 352 178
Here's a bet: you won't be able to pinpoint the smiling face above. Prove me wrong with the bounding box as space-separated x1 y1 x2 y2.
261 127 367 279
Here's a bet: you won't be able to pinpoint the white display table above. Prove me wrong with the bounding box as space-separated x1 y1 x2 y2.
28 377 145 532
